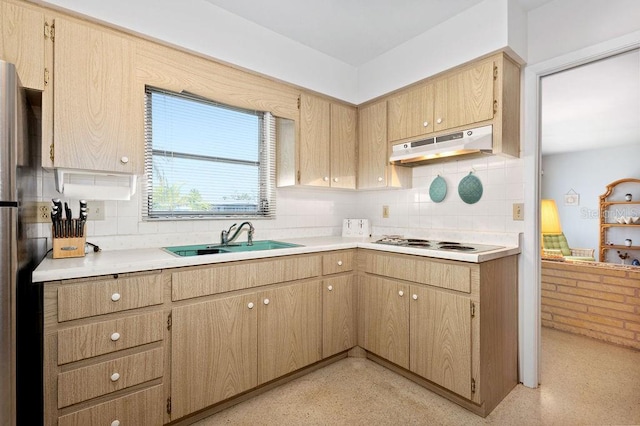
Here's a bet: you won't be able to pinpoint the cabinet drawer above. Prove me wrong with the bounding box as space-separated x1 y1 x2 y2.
58 311 164 365
322 251 354 275
57 347 163 408
58 385 163 426
57 274 163 322
362 251 473 293
172 255 321 301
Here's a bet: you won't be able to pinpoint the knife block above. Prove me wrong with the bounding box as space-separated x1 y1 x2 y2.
52 229 86 259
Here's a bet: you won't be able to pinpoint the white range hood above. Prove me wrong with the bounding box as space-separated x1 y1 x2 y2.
390 125 492 165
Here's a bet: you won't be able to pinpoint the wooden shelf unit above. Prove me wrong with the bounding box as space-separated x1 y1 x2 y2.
599 178 640 262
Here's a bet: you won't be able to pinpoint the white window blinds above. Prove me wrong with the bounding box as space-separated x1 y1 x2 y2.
143 87 276 219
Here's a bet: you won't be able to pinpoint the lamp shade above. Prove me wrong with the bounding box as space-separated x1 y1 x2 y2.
541 199 562 234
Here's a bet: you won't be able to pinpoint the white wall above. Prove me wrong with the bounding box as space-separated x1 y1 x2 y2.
528 0 640 65
541 145 640 261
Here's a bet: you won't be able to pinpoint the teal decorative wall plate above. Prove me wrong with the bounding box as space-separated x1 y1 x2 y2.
458 173 483 204
429 175 447 203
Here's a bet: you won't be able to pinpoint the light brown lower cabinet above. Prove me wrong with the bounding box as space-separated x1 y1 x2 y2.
322 275 357 358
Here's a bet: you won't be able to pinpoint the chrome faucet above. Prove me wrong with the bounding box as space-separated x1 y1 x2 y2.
220 222 254 246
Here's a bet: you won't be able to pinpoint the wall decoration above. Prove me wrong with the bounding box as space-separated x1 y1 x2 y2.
458 172 483 204
564 189 580 206
429 175 447 203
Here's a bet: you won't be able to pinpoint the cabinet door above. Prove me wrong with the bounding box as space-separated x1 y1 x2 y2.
323 275 356 358
358 101 388 189
358 276 409 369
53 18 142 173
0 2 45 90
299 93 330 186
434 61 494 132
258 280 322 384
171 294 257 419
330 103 357 189
387 83 434 142
410 285 472 399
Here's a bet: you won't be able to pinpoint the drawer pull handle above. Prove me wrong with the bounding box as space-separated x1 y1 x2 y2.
337 260 343 266
120 156 129 164
377 177 383 182
111 421 120 426
263 298 270 305
111 293 121 302
110 372 120 382
327 285 333 291
247 302 254 309
398 290 404 297
412 294 418 300
110 332 121 342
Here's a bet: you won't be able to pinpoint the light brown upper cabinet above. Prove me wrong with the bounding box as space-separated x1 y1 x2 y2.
387 83 435 142
298 93 356 189
384 53 520 158
433 60 494 132
358 100 411 189
0 1 45 90
44 18 143 173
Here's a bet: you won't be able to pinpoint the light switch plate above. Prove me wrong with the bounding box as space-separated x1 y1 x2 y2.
513 203 524 221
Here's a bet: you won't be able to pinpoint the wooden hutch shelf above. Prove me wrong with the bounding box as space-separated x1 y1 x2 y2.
599 178 640 262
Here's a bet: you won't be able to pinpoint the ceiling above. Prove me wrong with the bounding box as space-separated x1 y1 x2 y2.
541 49 640 155
203 0 553 66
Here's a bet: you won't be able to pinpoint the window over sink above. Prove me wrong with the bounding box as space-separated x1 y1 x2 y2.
143 87 276 219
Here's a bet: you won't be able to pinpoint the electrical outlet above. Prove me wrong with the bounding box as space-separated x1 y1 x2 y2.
382 205 390 218
513 203 524 221
85 201 105 221
35 201 51 223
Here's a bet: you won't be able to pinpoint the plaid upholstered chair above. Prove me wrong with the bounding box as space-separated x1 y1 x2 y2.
542 233 595 261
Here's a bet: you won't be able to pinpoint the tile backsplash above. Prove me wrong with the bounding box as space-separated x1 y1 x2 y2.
37 155 524 250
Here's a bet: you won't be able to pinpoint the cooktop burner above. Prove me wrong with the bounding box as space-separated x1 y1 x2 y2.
373 237 503 253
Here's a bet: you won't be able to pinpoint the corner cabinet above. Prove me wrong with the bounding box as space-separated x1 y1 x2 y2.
357 100 411 189
43 17 143 173
599 178 640 263
298 93 357 188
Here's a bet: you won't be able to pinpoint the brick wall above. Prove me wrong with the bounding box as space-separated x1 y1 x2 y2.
541 260 640 350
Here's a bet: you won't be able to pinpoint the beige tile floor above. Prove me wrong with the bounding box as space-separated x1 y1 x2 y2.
195 328 640 425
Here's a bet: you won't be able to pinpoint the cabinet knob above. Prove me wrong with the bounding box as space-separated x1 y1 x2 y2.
412 294 418 300
111 293 121 302
110 332 121 342
377 177 383 182
328 285 333 291
423 121 429 127
398 290 404 297
333 177 338 182
111 421 120 426
120 156 129 164
337 260 343 266
436 118 443 124
263 298 270 305
247 302 254 309
110 372 120 382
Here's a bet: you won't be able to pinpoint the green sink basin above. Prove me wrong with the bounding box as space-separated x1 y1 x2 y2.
164 240 302 257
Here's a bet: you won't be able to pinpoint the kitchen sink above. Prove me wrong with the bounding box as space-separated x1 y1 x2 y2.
164 240 302 257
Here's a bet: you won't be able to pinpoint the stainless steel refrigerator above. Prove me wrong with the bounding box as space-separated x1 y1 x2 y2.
1 60 45 426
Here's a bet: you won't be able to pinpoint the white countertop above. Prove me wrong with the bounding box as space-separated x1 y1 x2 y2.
33 236 521 282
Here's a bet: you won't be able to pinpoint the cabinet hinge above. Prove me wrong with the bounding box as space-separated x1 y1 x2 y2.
297 96 301 109
44 68 50 86
49 143 54 163
471 302 476 318
44 21 55 42
167 312 172 331
297 170 301 183
166 397 172 415
493 100 498 114
471 378 476 393
493 65 498 80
